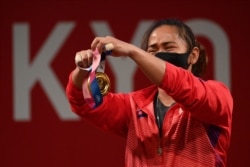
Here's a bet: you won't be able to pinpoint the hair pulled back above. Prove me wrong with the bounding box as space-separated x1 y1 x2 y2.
141 18 207 77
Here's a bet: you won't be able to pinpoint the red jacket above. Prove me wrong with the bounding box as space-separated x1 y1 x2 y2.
66 63 233 167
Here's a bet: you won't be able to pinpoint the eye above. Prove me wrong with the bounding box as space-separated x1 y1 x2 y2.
147 48 157 54
164 47 175 52
148 51 156 55
163 44 178 52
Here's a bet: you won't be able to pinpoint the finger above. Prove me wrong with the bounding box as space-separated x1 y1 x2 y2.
82 52 89 68
91 37 101 51
91 37 109 54
86 50 93 66
75 52 83 66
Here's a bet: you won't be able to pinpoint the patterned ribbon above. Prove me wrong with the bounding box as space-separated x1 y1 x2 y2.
82 49 110 108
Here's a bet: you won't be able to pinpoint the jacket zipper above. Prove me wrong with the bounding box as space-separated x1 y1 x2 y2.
157 131 163 155
156 111 162 155
156 103 176 156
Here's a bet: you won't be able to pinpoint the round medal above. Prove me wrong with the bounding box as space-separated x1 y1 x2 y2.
96 72 110 95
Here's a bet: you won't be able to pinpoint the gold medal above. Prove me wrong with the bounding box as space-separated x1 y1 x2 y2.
96 72 110 95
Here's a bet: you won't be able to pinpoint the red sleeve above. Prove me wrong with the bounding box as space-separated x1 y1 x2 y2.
65 72 91 113
66 71 130 137
159 62 233 127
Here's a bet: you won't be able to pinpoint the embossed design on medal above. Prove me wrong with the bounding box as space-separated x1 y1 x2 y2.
96 72 110 95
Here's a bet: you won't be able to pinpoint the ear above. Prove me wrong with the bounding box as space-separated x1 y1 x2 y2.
188 47 199 64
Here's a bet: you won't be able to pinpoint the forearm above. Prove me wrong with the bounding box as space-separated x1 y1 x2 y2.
90 36 166 86
129 46 166 86
71 67 89 89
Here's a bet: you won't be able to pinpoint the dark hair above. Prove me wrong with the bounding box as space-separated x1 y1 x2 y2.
141 18 207 77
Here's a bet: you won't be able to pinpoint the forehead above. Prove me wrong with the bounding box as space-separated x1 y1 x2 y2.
148 25 184 45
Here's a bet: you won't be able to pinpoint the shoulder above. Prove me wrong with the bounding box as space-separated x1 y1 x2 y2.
203 79 233 108
204 79 231 93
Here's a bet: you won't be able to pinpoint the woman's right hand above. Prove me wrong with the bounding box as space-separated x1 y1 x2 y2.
75 49 93 69
71 49 94 89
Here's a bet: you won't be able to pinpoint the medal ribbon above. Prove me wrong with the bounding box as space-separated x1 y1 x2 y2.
82 49 108 108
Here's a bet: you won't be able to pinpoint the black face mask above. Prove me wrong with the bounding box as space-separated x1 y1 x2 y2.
155 52 190 69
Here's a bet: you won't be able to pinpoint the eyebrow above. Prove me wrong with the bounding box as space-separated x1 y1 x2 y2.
148 41 177 48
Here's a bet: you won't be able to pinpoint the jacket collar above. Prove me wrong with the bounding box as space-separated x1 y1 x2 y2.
132 85 158 109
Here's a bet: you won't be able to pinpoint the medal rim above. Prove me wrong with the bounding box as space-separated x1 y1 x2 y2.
96 72 110 95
